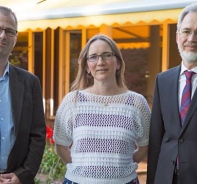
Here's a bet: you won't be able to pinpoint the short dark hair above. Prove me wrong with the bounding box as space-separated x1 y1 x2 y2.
0 6 17 28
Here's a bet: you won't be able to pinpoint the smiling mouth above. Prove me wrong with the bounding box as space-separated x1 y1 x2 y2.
185 45 197 47
184 42 197 47
0 42 7 46
97 69 108 72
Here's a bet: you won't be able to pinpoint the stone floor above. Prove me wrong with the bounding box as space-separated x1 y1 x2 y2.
138 173 147 184
137 162 147 184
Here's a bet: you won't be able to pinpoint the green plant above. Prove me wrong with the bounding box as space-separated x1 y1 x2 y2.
35 126 66 183
9 50 28 70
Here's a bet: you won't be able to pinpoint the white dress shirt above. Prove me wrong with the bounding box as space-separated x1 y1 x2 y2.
179 62 197 108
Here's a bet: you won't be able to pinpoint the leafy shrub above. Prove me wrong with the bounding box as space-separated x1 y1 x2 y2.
35 126 66 183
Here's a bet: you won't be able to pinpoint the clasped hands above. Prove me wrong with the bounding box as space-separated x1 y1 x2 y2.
0 173 21 184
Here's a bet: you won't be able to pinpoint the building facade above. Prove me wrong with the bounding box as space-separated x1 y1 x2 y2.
8 0 194 125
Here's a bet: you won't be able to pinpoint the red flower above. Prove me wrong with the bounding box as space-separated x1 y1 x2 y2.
50 138 55 144
46 126 54 144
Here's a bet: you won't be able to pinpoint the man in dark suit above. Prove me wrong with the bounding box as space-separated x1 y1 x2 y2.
0 6 46 184
147 3 197 184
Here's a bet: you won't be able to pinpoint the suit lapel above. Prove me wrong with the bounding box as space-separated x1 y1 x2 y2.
9 65 24 136
170 66 182 128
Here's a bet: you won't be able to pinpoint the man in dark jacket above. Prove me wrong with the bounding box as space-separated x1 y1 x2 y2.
147 3 197 184
0 6 46 184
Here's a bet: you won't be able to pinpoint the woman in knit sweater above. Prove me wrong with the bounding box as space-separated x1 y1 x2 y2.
53 34 151 184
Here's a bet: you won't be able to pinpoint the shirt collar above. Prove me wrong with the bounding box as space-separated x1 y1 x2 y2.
2 62 9 77
0 62 9 81
180 61 197 75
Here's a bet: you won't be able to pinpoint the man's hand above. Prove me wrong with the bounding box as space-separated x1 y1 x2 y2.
0 173 22 184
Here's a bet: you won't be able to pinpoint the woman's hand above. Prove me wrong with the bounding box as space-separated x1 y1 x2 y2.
55 144 72 164
133 145 148 163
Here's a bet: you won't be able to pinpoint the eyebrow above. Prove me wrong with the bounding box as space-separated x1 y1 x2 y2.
181 28 197 31
0 27 16 30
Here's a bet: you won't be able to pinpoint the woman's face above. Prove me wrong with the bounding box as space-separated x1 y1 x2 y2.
86 39 120 84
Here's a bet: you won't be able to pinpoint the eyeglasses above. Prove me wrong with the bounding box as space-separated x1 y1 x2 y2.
0 28 18 37
178 29 197 39
87 52 115 63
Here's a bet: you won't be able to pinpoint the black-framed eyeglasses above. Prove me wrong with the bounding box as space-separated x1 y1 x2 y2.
178 29 197 39
0 28 18 37
87 52 115 63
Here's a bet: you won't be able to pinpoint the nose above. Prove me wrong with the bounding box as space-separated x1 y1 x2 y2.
187 32 197 41
0 30 6 37
97 56 105 65
97 55 105 63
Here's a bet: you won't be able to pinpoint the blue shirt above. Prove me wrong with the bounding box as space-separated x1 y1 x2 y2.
0 63 14 170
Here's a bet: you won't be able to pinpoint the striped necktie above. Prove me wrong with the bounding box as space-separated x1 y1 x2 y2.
180 70 195 125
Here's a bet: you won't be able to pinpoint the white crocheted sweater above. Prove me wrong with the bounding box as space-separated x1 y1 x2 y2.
54 90 150 184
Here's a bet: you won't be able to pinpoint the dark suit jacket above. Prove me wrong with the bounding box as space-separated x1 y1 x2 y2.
5 64 46 184
147 65 197 184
